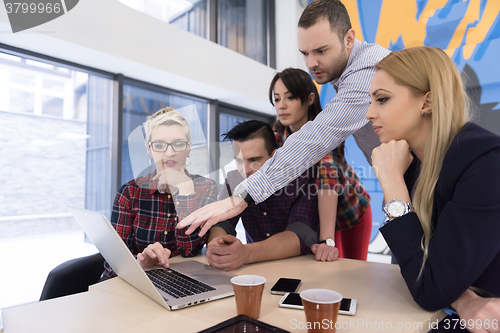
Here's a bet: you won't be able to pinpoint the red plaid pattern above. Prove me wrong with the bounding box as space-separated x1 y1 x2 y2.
276 129 370 230
103 171 217 277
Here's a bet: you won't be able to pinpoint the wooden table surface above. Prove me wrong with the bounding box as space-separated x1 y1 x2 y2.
3 255 445 332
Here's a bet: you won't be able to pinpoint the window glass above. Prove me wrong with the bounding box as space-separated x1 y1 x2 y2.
9 90 34 113
43 79 65 92
119 0 272 66
0 50 113 308
42 95 64 117
0 50 113 224
11 72 35 86
218 0 267 64
119 0 208 38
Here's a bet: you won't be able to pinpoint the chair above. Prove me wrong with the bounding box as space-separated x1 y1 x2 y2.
39 253 104 301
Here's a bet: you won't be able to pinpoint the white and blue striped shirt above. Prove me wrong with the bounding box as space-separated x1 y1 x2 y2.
243 40 391 204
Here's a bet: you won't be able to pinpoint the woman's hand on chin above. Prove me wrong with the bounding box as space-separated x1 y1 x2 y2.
372 139 413 184
153 164 194 195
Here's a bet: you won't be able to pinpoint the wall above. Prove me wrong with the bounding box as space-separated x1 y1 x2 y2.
275 0 308 72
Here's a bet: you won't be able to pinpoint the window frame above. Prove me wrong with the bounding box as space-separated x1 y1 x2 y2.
208 0 276 68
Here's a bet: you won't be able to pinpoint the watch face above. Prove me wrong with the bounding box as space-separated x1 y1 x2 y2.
326 238 336 247
233 184 246 198
388 201 405 217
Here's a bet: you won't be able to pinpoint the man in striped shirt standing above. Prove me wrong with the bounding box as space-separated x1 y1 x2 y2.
179 0 390 236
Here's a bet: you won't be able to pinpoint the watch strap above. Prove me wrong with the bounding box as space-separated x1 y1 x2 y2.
243 192 255 206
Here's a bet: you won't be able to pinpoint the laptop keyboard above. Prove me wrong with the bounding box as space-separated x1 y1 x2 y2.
145 268 216 299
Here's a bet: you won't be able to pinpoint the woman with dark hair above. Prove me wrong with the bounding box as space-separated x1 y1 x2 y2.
269 67 372 261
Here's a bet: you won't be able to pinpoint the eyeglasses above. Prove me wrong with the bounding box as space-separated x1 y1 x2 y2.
149 141 189 152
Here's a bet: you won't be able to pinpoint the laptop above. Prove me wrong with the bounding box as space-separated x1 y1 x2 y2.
67 205 235 310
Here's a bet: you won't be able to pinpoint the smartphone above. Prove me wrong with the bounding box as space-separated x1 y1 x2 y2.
278 292 304 309
278 292 357 316
270 278 301 295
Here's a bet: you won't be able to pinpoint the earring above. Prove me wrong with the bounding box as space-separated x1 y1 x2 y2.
186 156 191 166
149 157 155 168
423 112 428 117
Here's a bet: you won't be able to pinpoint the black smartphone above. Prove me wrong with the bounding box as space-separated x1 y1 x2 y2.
270 278 301 295
279 292 357 315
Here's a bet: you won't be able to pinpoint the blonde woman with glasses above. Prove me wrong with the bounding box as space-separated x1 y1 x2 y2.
102 107 217 279
367 47 500 332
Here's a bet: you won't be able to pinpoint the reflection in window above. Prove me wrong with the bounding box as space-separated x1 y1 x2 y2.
0 52 85 121
119 0 208 38
43 79 65 92
218 0 267 64
42 95 64 117
9 90 34 113
169 0 208 38
11 72 35 86
0 50 113 236
118 0 272 66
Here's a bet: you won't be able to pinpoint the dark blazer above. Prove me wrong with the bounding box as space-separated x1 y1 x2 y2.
381 122 500 311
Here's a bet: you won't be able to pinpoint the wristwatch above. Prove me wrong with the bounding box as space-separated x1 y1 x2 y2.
383 199 413 219
319 238 335 247
233 183 255 206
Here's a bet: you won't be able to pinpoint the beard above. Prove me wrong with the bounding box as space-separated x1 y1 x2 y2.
312 46 349 84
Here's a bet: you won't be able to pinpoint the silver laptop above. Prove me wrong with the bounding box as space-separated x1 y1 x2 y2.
67 205 235 310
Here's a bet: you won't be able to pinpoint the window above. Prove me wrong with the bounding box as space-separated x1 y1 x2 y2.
170 0 208 39
0 49 113 308
218 0 269 65
0 51 113 225
119 0 208 38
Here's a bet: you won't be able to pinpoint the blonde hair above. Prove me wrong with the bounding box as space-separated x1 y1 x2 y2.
376 47 470 277
144 107 191 143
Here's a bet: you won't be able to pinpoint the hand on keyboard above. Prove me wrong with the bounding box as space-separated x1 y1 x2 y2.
137 242 171 268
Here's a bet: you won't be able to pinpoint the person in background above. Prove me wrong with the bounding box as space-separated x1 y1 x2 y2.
367 46 500 332
103 107 217 278
271 68 371 261
206 120 320 271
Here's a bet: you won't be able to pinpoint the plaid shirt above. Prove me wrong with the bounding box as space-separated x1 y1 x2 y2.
216 170 320 254
275 129 370 230
103 171 217 277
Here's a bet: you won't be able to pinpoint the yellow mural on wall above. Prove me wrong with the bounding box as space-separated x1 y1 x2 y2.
343 0 500 60
375 0 448 48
